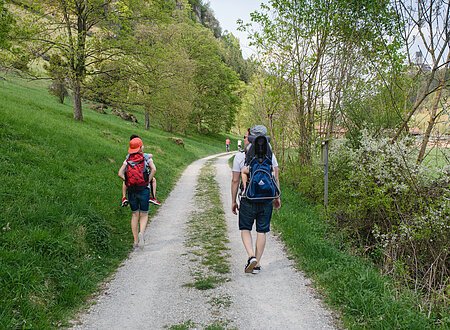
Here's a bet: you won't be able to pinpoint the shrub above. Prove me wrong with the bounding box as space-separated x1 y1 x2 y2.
285 130 449 314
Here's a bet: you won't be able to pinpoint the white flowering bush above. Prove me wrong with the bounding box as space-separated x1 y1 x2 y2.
284 129 449 301
324 130 449 300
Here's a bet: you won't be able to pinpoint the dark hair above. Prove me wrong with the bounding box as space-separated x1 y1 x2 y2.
130 134 140 141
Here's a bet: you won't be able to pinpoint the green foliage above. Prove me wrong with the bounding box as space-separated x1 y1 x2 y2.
220 32 255 83
242 0 403 164
44 54 69 103
187 0 221 38
342 69 413 141
272 184 446 329
0 0 13 49
5 0 245 132
284 130 449 319
236 71 293 152
0 76 225 328
80 2 242 134
182 26 241 134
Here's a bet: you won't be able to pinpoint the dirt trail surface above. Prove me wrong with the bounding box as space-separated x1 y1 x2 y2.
71 154 337 330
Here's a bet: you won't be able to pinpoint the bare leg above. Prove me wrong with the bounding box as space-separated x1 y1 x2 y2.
255 232 267 266
241 230 255 258
139 212 149 234
131 212 139 244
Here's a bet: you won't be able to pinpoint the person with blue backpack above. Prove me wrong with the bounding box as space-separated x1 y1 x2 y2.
231 125 281 274
118 137 156 250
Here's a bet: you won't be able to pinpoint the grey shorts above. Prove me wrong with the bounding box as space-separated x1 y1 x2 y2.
238 198 273 233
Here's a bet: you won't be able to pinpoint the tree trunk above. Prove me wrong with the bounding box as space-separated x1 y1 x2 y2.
417 80 444 164
73 79 83 121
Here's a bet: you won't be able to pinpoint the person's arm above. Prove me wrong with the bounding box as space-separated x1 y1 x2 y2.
122 182 127 199
118 163 126 181
241 166 249 190
273 166 280 188
273 166 281 209
231 171 240 215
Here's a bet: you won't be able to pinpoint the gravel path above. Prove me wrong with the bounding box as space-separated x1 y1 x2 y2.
71 153 337 330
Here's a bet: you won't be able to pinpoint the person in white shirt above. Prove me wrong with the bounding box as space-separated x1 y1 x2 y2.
231 126 281 274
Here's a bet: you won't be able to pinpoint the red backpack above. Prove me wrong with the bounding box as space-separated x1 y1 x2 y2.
124 153 150 190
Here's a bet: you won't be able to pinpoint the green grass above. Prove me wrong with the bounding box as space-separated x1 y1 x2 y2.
423 147 450 170
180 161 232 327
0 76 226 329
168 320 197 330
272 184 449 329
185 161 230 289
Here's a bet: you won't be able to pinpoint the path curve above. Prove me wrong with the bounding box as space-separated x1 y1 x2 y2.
71 153 337 329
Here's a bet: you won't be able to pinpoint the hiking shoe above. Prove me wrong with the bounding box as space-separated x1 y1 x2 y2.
138 232 145 249
121 197 129 207
244 256 258 273
252 266 261 274
133 243 139 251
149 198 161 206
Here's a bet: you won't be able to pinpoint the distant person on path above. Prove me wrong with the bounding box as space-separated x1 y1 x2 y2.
231 125 281 274
226 138 231 152
118 137 156 249
237 139 242 151
121 135 161 207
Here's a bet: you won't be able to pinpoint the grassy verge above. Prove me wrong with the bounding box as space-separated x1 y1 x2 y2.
169 161 231 330
272 184 448 329
0 76 226 328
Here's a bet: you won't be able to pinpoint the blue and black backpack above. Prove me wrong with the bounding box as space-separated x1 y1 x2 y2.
243 135 280 201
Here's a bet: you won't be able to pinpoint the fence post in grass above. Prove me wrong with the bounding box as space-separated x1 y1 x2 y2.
321 139 329 208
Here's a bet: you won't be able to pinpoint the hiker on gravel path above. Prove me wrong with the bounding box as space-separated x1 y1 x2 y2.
231 125 281 274
121 135 161 207
118 137 156 249
226 138 231 152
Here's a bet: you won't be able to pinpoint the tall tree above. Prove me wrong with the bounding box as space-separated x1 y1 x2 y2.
237 71 293 158
123 20 196 132
242 0 400 164
9 0 149 120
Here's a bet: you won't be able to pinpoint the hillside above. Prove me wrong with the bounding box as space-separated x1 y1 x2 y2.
0 76 227 328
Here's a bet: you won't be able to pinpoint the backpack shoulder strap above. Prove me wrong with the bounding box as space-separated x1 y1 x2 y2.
266 146 273 163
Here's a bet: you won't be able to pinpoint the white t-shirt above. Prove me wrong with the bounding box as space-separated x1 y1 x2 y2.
232 151 278 172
